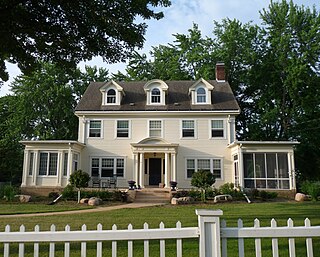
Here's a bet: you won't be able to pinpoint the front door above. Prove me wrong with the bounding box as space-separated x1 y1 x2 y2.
149 158 162 185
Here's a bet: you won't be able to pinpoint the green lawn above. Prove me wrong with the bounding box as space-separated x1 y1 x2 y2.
0 201 319 256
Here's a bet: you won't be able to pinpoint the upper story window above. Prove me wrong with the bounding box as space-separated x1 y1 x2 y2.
182 120 195 138
89 120 102 138
149 120 162 137
211 120 225 138
196 88 206 103
151 88 161 103
117 120 129 138
106 89 116 103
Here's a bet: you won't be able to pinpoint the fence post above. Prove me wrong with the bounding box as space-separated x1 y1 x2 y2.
196 209 223 257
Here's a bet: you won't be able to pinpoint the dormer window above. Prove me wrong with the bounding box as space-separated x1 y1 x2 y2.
196 87 206 103
151 88 161 103
106 89 116 103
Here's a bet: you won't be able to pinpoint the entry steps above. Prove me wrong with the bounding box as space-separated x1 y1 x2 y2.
134 188 171 203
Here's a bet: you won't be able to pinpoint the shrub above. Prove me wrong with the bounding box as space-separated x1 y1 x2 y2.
2 185 18 201
259 190 278 201
48 192 60 200
191 170 215 202
301 181 320 201
62 184 77 200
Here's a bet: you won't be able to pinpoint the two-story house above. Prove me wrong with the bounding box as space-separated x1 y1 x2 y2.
20 63 298 196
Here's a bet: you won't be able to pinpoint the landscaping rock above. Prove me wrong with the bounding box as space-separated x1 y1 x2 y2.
213 194 232 203
88 197 103 206
19 195 32 203
295 193 307 202
171 196 194 205
80 198 89 204
171 197 179 205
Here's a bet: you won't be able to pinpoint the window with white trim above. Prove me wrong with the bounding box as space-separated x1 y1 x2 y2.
182 120 195 138
211 120 224 138
243 153 290 189
39 152 58 176
89 120 102 138
63 152 68 176
106 89 116 103
72 153 79 172
186 158 222 179
117 120 129 138
149 120 162 137
28 152 34 176
90 157 125 178
151 88 161 103
196 87 206 103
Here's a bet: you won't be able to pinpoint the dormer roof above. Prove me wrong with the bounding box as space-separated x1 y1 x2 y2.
99 80 125 95
188 78 214 94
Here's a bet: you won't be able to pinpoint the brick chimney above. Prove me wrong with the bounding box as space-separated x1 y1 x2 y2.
215 62 225 82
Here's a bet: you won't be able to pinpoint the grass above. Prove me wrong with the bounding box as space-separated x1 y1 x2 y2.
0 201 319 256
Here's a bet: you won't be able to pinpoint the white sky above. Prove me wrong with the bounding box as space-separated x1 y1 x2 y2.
0 0 318 96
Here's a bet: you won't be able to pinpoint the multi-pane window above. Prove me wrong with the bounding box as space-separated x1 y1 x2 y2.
117 120 129 138
196 87 206 103
186 158 222 179
106 89 116 103
243 153 290 189
91 157 125 178
28 152 34 176
39 152 58 176
182 120 195 138
151 88 161 103
72 153 79 172
211 120 224 138
63 152 68 176
149 120 162 137
89 120 101 137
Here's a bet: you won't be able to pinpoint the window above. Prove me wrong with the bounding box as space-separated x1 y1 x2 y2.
149 120 162 137
182 120 195 138
72 153 79 172
151 88 161 103
89 120 102 137
211 120 224 138
28 152 34 176
117 120 129 138
243 153 290 189
39 152 58 176
63 152 68 176
186 158 222 179
106 89 116 103
196 87 206 103
91 157 125 178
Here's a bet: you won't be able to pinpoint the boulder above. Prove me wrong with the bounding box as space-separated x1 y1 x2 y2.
88 197 103 206
171 197 179 205
213 194 232 203
171 196 194 205
295 193 307 202
80 198 89 204
19 195 32 203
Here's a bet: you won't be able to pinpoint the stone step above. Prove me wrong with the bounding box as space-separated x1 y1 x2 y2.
134 189 170 203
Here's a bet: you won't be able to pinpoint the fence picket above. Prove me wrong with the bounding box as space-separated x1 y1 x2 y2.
4 225 10 257
19 225 25 257
160 222 165 257
143 223 149 257
305 218 313 257
254 219 261 257
271 219 279 257
81 224 87 257
50 224 56 257
221 220 227 257
64 225 70 257
176 221 182 257
287 219 296 257
238 219 245 257
97 224 103 257
112 224 117 257
128 224 133 257
34 225 40 257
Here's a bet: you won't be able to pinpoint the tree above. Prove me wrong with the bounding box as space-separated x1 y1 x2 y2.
0 0 171 82
191 170 215 202
69 170 90 203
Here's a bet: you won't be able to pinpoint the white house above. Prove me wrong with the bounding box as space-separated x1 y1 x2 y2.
20 63 298 195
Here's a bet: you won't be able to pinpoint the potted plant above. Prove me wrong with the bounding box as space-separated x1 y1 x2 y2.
128 180 136 190
170 181 178 191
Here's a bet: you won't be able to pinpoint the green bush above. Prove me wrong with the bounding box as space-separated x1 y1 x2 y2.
259 190 278 201
301 181 320 201
62 184 77 200
218 183 243 199
1 185 18 201
48 192 60 200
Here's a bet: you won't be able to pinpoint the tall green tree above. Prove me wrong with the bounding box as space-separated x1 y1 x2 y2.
0 0 171 82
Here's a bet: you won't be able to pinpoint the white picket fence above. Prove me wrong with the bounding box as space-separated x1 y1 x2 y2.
0 209 319 257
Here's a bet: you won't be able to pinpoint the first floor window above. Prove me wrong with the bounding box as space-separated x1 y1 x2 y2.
186 158 222 179
91 157 125 178
63 152 68 176
39 152 58 176
89 120 102 137
28 152 34 176
117 120 129 138
73 153 79 172
243 153 290 189
182 120 195 138
211 120 224 138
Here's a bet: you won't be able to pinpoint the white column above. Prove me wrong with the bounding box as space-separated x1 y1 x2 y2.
139 153 144 188
171 153 177 182
164 153 170 188
21 150 28 186
32 151 39 185
133 153 139 183
57 151 63 186
67 147 72 183
238 146 244 189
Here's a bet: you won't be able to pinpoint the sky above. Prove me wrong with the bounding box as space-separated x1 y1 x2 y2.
0 0 319 96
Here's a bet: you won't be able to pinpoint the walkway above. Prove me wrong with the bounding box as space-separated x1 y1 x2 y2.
0 202 166 218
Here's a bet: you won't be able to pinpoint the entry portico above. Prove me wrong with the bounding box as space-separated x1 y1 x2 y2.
131 138 178 188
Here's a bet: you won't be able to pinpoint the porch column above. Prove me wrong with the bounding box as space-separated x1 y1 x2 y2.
21 150 29 186
238 146 244 188
164 153 170 188
139 153 144 188
57 151 63 186
32 151 39 185
171 152 177 182
133 153 139 183
67 147 72 183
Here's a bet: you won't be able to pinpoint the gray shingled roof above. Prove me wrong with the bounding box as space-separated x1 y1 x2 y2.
75 80 240 112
